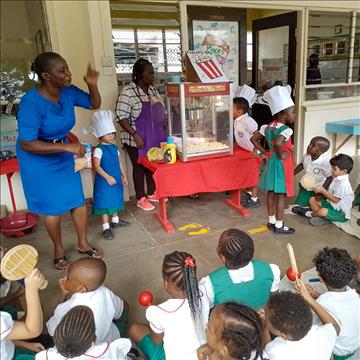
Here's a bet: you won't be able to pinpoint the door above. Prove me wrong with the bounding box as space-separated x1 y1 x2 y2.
252 12 297 93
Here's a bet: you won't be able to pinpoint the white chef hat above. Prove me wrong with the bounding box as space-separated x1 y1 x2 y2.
83 110 116 138
235 84 257 107
263 85 294 116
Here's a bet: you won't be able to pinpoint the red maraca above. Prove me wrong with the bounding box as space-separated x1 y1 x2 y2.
286 243 302 282
286 267 302 282
138 290 154 307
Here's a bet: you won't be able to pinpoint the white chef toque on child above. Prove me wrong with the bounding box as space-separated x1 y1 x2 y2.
263 85 294 116
83 110 117 138
235 84 257 107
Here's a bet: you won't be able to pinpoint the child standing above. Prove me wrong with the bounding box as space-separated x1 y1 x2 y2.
47 258 128 344
199 229 280 309
304 153 354 225
86 110 129 240
264 290 339 360
197 302 268 360
129 251 210 360
37 306 132 360
233 84 261 208
307 247 360 359
252 85 296 234
292 136 331 208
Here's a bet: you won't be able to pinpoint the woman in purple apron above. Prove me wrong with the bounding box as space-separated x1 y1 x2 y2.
115 59 167 211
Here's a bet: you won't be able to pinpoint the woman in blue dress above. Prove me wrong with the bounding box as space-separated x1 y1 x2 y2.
17 52 103 270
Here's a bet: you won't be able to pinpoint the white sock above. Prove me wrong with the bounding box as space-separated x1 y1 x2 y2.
112 216 119 224
102 223 110 231
275 220 283 228
305 211 312 218
251 197 258 202
269 215 276 224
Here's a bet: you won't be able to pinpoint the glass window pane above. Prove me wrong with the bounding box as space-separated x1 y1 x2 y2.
137 30 164 73
113 29 136 75
165 30 181 73
352 13 360 82
307 11 352 84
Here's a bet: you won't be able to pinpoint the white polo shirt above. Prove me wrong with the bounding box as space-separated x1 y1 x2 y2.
146 296 210 360
234 113 258 151
265 324 337 360
47 286 123 344
0 311 15 360
35 338 131 360
302 153 331 186
199 261 281 308
315 287 360 356
328 174 354 219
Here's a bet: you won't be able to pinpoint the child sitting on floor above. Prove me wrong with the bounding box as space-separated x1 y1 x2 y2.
233 85 261 209
292 136 331 208
37 305 132 360
306 247 360 360
129 251 210 360
197 302 269 360
264 290 339 360
199 229 280 309
47 258 128 344
85 110 129 240
1 269 45 360
302 153 354 225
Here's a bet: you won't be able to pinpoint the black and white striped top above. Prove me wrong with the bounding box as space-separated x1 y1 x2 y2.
115 81 164 147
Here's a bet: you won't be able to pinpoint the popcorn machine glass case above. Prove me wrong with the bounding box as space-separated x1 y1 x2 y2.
167 82 233 161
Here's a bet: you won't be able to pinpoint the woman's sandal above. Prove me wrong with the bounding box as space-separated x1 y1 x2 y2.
77 247 103 259
53 256 70 271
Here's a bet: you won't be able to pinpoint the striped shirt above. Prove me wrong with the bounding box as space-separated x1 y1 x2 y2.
115 81 164 147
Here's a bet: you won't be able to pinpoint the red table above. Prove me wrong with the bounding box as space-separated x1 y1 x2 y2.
139 147 259 232
0 158 19 212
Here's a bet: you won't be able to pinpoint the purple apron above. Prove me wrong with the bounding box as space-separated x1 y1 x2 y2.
136 100 167 157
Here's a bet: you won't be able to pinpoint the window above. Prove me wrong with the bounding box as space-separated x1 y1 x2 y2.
305 11 360 101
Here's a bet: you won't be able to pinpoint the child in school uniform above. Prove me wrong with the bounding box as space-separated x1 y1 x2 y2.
199 229 280 310
264 289 339 360
197 302 269 360
85 110 129 240
306 247 360 360
129 251 210 360
233 84 261 208
251 85 296 234
37 306 132 360
302 153 354 225
47 258 128 344
292 136 331 209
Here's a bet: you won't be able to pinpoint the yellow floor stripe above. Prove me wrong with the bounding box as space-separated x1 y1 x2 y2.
248 225 268 235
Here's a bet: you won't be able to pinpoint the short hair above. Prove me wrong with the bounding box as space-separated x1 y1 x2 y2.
233 97 250 114
313 247 357 289
32 52 63 81
132 58 152 83
54 305 95 358
217 229 254 269
330 153 353 174
267 292 312 341
311 136 330 152
219 303 265 360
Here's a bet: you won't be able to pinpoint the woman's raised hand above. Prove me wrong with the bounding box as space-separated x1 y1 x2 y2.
83 64 99 87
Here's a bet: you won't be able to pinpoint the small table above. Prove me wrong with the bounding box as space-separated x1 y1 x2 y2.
0 158 19 212
325 119 360 156
139 147 259 232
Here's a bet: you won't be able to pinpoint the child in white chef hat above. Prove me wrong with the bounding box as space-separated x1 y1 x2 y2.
84 110 129 240
233 84 261 209
251 85 296 234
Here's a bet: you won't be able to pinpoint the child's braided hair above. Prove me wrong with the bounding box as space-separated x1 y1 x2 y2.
54 305 95 358
219 303 266 360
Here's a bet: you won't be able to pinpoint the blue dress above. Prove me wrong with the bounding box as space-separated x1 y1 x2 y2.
92 144 124 215
16 85 92 215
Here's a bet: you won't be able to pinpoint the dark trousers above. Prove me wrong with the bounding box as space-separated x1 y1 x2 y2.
124 144 155 200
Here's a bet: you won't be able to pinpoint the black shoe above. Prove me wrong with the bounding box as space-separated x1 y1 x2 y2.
244 198 261 209
241 192 252 202
127 347 139 359
102 228 113 239
267 222 276 231
292 206 311 217
111 219 130 228
273 225 295 234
